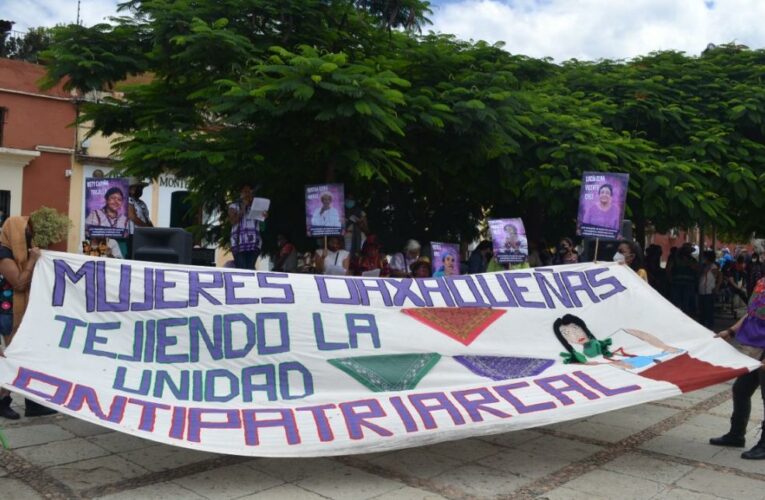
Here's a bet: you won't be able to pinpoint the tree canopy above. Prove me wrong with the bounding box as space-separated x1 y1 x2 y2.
38 1 765 250
1 22 53 62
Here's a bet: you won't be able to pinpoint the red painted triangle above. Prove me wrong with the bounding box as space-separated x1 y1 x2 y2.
401 307 506 346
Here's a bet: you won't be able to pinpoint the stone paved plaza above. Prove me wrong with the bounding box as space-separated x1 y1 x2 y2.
2 312 765 499
2 378 764 499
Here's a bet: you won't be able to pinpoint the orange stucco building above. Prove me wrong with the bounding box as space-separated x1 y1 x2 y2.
0 58 76 242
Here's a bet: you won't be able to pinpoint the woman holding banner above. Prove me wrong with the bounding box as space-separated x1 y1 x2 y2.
0 216 58 419
710 277 765 460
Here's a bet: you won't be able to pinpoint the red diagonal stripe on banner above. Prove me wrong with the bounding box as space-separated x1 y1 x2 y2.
401 307 506 346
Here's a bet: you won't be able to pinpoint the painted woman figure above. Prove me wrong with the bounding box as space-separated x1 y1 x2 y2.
553 314 681 370
551 313 747 393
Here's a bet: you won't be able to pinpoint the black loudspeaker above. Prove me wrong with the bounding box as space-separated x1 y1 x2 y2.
132 227 193 264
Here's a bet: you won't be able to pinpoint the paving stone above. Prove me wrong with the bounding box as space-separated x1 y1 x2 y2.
584 403 679 430
477 429 544 448
430 464 530 498
237 484 328 499
171 463 283 499
296 464 403 500
640 434 723 462
119 444 218 472
47 454 149 491
95 481 206 499
0 465 7 477
477 448 569 479
87 431 155 453
55 417 113 437
709 441 765 475
652 486 728 499
249 457 344 483
562 469 665 500
551 420 636 443
2 424 75 449
371 486 447 499
516 434 603 462
14 437 111 468
536 486 611 500
601 452 693 484
420 438 503 462
367 447 461 479
0 477 45 499
682 412 733 432
675 468 765 500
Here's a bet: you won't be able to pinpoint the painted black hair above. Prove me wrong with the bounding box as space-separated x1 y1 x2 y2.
552 314 598 361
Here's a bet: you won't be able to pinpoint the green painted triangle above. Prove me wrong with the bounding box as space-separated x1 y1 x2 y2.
328 353 441 392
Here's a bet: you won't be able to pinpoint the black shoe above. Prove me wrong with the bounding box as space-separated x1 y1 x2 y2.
0 396 20 420
24 399 57 417
741 444 765 460
709 434 746 447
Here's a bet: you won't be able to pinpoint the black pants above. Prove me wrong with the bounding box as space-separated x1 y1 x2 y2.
698 294 715 329
729 355 765 437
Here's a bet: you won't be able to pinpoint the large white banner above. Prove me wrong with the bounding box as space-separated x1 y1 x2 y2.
0 252 758 457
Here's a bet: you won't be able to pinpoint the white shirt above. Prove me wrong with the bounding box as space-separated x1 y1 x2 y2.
311 206 341 229
321 249 349 275
390 252 418 275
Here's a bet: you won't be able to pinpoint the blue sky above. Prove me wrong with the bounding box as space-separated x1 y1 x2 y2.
4 0 765 61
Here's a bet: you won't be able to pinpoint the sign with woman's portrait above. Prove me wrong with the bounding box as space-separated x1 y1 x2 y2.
84 177 129 238
431 242 461 277
305 184 344 237
489 218 528 264
576 172 629 239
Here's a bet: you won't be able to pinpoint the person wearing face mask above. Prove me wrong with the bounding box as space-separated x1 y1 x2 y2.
552 237 579 265
614 240 647 281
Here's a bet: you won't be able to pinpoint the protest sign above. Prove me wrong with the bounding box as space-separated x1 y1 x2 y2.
577 172 630 239
489 218 528 264
0 252 758 457
431 242 461 277
84 178 129 239
306 184 344 237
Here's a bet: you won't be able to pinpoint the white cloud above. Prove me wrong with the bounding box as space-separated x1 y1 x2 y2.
4 0 765 61
3 0 120 32
429 0 765 60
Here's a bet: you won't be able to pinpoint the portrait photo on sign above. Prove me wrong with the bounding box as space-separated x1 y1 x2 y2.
305 183 344 237
431 242 461 277
576 171 629 239
84 177 129 239
489 218 528 264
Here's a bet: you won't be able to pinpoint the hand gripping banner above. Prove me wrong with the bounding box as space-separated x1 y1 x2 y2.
0 252 759 457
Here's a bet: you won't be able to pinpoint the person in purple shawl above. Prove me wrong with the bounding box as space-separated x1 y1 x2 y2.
709 276 765 459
